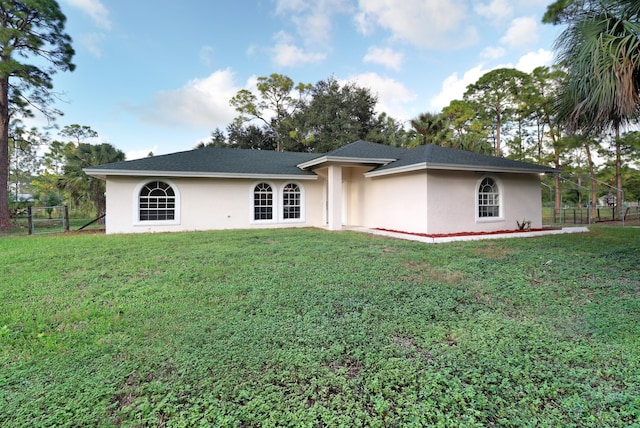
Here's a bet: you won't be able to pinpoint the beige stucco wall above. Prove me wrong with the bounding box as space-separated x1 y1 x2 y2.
355 171 429 234
344 169 543 235
103 168 544 236
104 176 326 234
424 170 543 234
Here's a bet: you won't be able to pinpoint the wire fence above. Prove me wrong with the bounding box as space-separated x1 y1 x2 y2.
27 206 70 235
542 203 640 226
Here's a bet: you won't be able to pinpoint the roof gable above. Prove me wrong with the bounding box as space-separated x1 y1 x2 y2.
297 140 407 169
323 140 407 159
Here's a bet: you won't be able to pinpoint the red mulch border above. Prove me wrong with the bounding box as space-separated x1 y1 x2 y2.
375 227 559 239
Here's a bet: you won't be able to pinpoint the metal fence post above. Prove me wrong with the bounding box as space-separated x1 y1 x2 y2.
27 206 33 235
64 205 70 232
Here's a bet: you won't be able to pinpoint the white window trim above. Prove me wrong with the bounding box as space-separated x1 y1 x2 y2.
250 181 278 224
133 179 181 226
280 182 305 223
475 175 504 223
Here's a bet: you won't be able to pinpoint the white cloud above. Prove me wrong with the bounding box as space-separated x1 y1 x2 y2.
271 32 327 67
355 0 478 49
429 64 487 110
500 16 539 48
429 48 554 110
64 0 111 30
275 0 306 13
80 32 106 57
346 73 416 119
273 43 326 67
199 46 214 67
363 46 404 71
480 46 506 60
474 0 514 23
131 69 240 130
275 0 350 47
126 147 157 160
515 48 553 72
63 0 111 57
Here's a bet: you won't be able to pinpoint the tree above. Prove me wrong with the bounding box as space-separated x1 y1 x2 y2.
8 122 46 199
549 0 640 216
226 120 274 150
522 66 571 216
42 191 62 218
61 143 124 217
0 0 75 231
527 67 566 162
441 99 492 154
622 167 640 201
410 112 449 147
229 74 311 152
197 127 227 149
599 131 640 200
542 0 586 24
32 138 75 209
42 139 74 175
59 124 98 144
464 68 531 156
294 77 380 152
365 112 417 148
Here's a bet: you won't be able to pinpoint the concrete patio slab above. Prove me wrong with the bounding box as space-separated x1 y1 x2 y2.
347 226 590 244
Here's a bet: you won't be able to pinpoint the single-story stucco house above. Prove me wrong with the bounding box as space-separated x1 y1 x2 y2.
84 140 556 235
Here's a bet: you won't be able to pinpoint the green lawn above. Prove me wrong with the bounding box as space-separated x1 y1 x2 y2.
1 227 639 427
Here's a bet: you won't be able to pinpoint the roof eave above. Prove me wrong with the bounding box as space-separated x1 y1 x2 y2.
82 168 318 180
364 162 556 177
297 156 397 170
365 163 427 177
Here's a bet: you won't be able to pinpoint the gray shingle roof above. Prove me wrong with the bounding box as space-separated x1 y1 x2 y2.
322 139 408 159
374 143 556 174
85 147 319 177
85 140 556 178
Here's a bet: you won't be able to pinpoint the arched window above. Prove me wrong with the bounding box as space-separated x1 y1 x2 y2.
282 183 301 220
139 181 176 221
478 177 500 218
253 182 273 220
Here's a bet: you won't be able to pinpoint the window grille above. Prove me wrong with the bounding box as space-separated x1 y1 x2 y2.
254 183 273 220
283 183 301 219
139 181 176 221
478 177 500 218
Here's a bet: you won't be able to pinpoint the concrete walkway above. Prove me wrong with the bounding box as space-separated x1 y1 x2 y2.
347 226 590 244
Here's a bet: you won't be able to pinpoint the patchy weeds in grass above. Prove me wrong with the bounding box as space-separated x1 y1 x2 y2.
0 227 639 426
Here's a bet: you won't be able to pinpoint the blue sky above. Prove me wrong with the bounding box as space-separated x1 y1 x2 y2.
47 0 562 159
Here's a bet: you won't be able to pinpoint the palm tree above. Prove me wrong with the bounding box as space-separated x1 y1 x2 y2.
61 143 125 218
410 112 449 148
553 1 640 217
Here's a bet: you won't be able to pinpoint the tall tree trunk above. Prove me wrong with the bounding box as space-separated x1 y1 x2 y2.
615 127 622 218
0 76 10 231
554 173 561 222
577 174 583 207
584 142 597 221
495 111 501 156
548 126 562 219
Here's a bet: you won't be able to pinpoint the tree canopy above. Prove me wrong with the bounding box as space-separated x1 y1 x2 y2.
0 0 75 231
60 141 124 218
464 68 531 156
226 76 392 153
229 73 311 152
547 0 640 215
294 77 379 152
